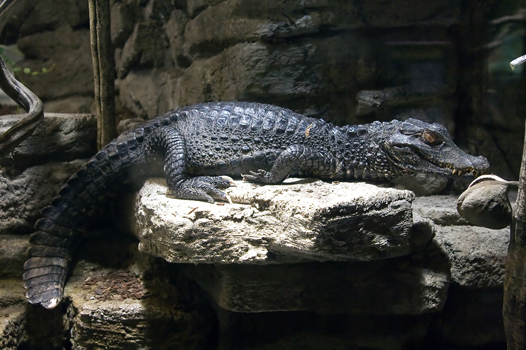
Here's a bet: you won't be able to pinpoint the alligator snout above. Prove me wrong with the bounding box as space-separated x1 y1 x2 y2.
471 155 490 174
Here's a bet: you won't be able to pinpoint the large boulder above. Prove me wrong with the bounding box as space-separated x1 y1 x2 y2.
133 178 424 263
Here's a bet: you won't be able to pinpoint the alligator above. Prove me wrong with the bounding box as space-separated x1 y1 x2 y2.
22 101 489 309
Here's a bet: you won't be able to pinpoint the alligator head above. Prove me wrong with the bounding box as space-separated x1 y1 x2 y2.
383 118 489 177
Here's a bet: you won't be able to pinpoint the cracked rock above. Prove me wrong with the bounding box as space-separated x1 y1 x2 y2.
133 178 422 264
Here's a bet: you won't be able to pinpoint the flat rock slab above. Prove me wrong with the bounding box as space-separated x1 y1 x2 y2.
183 244 450 314
134 178 420 264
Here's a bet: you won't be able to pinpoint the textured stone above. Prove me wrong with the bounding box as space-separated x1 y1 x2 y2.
0 160 86 234
184 0 461 50
413 195 469 226
184 244 449 314
17 0 89 36
0 304 25 350
433 286 505 347
171 38 373 122
119 69 173 119
16 26 93 101
134 178 420 264
434 224 508 288
0 278 26 308
65 243 218 350
457 178 513 229
118 21 169 78
414 196 509 288
0 235 30 278
0 280 26 350
111 1 136 48
0 113 96 169
44 97 94 114
413 195 508 348
67 278 216 350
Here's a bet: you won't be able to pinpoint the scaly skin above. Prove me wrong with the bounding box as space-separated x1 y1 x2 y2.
22 101 489 309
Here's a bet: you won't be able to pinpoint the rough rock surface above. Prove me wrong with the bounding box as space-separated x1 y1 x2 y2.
0 304 25 350
414 195 508 347
434 225 508 288
15 25 93 102
414 196 509 288
0 235 29 277
0 113 96 170
0 160 86 234
66 272 217 350
183 246 450 314
134 178 421 263
0 279 26 350
457 178 514 229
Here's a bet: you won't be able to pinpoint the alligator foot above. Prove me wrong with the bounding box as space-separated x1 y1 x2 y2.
168 175 236 203
242 169 273 184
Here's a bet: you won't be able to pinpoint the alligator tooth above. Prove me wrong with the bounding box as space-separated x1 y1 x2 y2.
452 169 457 175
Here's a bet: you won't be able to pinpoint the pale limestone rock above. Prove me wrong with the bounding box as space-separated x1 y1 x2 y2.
134 178 419 264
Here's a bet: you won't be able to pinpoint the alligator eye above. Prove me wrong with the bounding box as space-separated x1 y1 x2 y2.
422 130 443 146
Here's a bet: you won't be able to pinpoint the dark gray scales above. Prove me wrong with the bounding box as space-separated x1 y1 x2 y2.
22 101 490 309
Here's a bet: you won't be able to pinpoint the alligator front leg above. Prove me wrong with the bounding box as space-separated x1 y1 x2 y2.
147 126 235 203
242 144 340 184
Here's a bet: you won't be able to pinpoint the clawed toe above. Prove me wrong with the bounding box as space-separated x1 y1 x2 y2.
168 176 235 203
220 176 237 187
242 169 270 184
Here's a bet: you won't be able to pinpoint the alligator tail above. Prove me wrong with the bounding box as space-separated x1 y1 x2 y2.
22 134 142 309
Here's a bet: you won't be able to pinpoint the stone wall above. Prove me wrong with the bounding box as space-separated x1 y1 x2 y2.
3 0 525 180
0 0 521 349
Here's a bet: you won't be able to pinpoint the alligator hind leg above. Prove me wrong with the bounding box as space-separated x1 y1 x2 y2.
146 126 235 203
242 144 340 184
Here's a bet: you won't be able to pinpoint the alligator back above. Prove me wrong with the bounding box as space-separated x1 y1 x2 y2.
23 101 490 308
22 101 319 308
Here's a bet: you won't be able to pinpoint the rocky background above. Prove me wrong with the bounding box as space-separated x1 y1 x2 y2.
2 0 525 180
0 0 524 349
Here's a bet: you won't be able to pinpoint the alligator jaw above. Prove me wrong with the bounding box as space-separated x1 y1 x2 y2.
383 118 490 178
447 165 483 177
